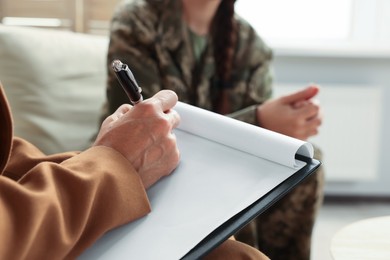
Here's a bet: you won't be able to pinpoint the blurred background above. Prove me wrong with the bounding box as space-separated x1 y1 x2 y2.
2 0 389 196
1 0 389 259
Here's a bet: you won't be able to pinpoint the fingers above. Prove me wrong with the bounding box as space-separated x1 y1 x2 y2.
112 90 178 119
293 101 320 120
152 89 178 112
166 109 181 129
300 104 322 140
289 117 321 140
300 116 322 140
139 90 181 129
113 104 132 119
102 104 132 125
281 85 320 104
148 90 180 129
290 99 322 140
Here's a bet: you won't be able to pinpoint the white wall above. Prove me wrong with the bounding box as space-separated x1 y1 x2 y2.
272 49 390 197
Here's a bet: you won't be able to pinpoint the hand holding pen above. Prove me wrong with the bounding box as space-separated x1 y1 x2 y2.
98 59 180 188
112 59 143 105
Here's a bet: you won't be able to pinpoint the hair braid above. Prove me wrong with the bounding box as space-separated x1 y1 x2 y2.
211 0 237 85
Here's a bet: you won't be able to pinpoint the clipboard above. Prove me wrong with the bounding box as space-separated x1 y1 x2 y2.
79 103 321 260
182 155 321 259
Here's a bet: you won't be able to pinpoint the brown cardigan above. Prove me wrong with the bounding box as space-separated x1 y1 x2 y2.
0 85 151 259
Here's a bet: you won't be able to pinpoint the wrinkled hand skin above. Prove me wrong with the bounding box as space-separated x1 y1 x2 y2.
94 90 181 189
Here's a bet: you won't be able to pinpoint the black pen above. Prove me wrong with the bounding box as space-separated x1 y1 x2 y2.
112 59 143 105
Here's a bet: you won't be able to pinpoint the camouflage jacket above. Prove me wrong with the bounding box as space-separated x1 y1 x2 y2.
103 0 273 125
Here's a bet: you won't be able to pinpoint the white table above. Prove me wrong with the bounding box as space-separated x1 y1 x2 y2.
331 216 390 260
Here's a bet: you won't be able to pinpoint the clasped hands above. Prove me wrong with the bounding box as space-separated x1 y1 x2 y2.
257 85 322 141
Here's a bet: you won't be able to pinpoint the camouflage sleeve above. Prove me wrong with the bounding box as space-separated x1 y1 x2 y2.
227 18 274 126
103 0 162 120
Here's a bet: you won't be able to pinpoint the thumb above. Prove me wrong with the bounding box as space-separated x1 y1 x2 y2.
280 85 319 104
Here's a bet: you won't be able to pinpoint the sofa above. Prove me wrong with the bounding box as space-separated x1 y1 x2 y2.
0 24 109 154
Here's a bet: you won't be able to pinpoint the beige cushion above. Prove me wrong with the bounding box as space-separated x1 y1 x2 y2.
0 25 108 154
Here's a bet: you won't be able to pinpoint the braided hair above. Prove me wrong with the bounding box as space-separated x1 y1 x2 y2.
210 0 237 113
211 0 237 85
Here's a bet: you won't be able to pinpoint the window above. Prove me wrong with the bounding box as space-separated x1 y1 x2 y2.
235 0 353 43
235 0 390 49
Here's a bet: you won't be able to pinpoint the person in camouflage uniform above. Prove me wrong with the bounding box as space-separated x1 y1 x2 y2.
101 0 325 259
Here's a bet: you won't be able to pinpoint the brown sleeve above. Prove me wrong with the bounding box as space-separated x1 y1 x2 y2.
0 138 151 259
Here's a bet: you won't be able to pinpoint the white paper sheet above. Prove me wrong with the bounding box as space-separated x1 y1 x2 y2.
175 102 313 168
79 102 313 260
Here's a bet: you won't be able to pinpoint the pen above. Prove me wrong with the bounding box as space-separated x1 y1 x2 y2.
112 59 143 105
